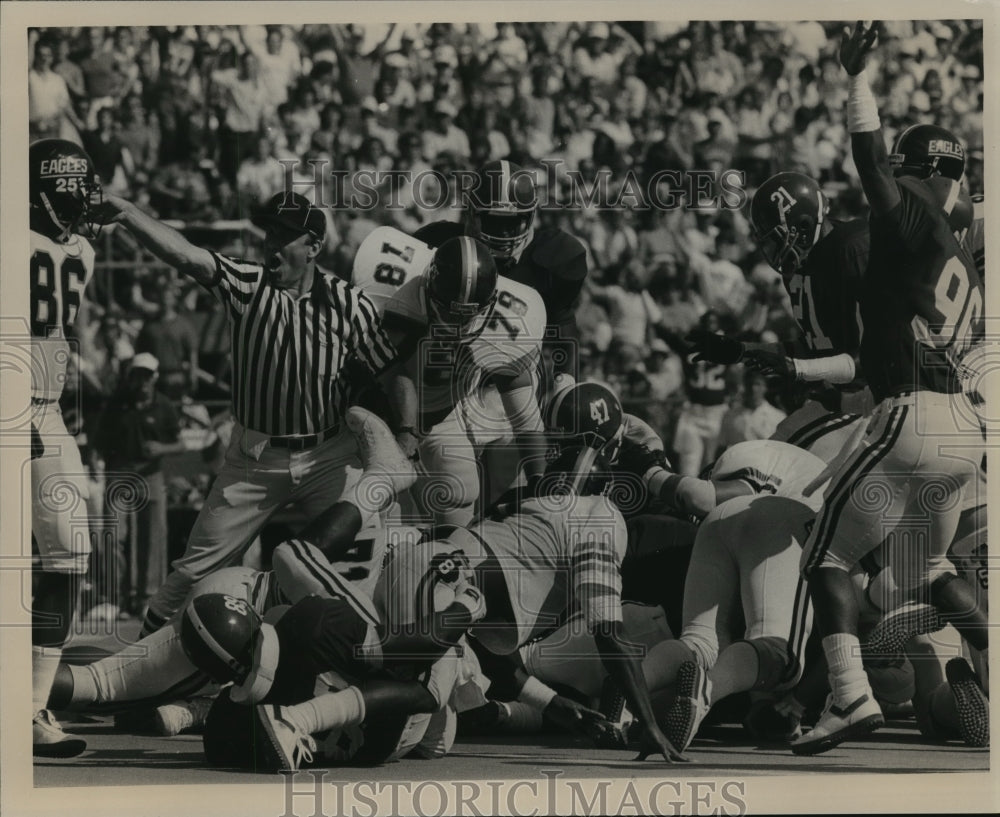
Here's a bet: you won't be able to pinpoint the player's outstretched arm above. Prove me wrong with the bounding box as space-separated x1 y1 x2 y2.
99 193 217 286
841 21 900 217
592 621 689 762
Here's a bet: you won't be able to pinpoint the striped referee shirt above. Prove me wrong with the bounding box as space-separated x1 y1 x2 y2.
210 252 396 436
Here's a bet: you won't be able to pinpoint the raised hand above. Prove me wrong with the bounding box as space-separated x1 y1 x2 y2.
840 20 880 76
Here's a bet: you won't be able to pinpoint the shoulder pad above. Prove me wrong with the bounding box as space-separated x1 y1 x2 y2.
529 228 588 281
413 220 465 249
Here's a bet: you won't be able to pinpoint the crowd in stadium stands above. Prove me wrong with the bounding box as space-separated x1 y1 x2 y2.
27 21 984 614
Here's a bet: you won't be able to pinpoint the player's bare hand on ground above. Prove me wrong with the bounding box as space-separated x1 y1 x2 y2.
685 330 744 364
840 20 880 75
743 348 794 379
635 723 691 763
544 695 615 741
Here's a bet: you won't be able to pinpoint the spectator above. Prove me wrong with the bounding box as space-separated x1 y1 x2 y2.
79 26 128 126
358 97 399 154
93 354 185 617
135 284 201 400
147 150 215 220
118 93 160 181
82 104 132 193
645 337 684 401
236 134 285 207
588 262 662 368
692 28 743 97
241 25 301 114
29 38 85 141
422 100 470 161
152 67 202 165
376 52 418 115
212 51 266 182
330 23 393 105
716 369 787 454
51 34 86 102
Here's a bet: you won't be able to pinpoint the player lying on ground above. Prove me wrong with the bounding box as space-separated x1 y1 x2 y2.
353 229 548 526
373 381 690 762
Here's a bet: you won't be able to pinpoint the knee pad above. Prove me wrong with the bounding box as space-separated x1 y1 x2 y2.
745 636 799 691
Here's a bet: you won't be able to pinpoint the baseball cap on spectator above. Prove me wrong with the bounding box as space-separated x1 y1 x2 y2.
251 193 326 240
433 100 458 118
131 353 160 374
433 44 458 67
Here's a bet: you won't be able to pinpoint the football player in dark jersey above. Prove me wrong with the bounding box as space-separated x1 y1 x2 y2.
414 160 588 380
688 172 872 462
792 21 987 756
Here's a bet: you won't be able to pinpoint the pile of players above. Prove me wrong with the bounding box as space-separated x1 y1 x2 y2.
34 22 987 769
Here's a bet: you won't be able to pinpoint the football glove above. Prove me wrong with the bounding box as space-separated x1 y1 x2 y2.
685 330 745 364
743 348 796 379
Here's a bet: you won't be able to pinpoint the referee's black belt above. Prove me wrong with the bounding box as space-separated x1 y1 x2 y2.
31 397 58 405
268 424 341 451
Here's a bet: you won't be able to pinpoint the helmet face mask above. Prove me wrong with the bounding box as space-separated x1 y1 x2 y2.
889 124 965 182
180 593 264 688
30 139 103 243
466 160 538 260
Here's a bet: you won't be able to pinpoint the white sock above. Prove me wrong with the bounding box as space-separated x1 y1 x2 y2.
823 633 870 705
282 686 366 736
33 645 62 713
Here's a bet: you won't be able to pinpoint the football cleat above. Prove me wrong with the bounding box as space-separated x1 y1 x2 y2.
662 660 711 752
345 406 417 505
790 692 883 755
862 602 946 663
946 657 989 748
256 704 317 771
155 697 215 737
33 709 87 758
593 677 632 749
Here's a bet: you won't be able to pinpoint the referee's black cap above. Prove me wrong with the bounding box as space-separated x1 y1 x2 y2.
251 193 326 240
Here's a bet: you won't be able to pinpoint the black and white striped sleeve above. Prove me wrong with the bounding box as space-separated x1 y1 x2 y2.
209 252 263 315
347 287 398 376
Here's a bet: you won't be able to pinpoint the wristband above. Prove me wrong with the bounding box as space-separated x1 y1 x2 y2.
792 354 856 384
847 70 881 133
518 676 558 711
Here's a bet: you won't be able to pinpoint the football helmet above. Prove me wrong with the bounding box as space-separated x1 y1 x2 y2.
180 593 279 703
749 172 828 276
889 124 965 182
425 235 498 334
542 381 625 496
922 175 974 243
465 160 538 260
29 139 102 242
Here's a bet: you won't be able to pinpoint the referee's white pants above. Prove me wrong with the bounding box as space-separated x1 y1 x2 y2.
145 423 365 626
801 391 983 592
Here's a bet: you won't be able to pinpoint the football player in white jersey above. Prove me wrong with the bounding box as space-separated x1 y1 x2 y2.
374 382 689 762
28 139 103 757
353 228 548 526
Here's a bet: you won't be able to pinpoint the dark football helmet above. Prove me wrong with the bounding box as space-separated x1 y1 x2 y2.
180 593 278 702
465 160 538 260
889 124 965 182
425 235 498 334
541 381 625 496
29 139 102 242
749 172 828 276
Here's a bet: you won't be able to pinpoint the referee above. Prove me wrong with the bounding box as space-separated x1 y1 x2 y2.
101 192 397 635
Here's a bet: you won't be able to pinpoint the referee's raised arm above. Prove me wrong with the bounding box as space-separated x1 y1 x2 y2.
101 193 217 286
